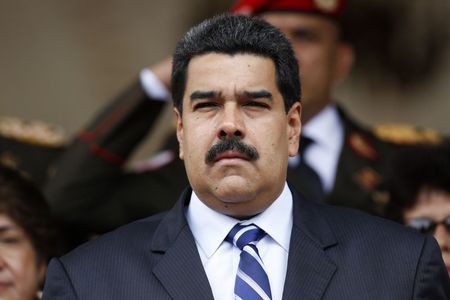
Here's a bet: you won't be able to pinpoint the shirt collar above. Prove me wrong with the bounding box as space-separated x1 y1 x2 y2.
186 183 293 258
288 104 343 169
302 104 342 151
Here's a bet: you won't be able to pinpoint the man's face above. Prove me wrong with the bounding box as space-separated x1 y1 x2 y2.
261 12 353 123
0 214 45 300
403 188 450 275
175 53 301 219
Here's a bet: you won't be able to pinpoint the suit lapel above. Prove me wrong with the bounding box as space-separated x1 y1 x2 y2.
150 187 338 299
283 189 338 299
151 188 214 300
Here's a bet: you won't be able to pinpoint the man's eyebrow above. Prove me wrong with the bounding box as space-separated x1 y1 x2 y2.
291 27 321 39
190 91 220 101
241 90 273 100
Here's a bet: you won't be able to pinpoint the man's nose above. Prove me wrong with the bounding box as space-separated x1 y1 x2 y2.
218 105 245 140
434 224 450 252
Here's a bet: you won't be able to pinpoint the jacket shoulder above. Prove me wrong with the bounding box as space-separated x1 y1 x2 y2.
60 213 167 266
320 203 430 261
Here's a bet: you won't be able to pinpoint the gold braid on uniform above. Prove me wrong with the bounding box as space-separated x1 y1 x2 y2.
0 116 66 148
373 123 442 145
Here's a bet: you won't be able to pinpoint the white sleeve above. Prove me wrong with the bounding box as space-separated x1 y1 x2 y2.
139 68 171 101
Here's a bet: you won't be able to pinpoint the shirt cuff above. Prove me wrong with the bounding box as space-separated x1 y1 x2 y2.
139 68 171 101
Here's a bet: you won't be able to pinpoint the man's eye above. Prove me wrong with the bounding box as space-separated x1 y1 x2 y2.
193 102 219 110
242 101 270 109
291 30 319 43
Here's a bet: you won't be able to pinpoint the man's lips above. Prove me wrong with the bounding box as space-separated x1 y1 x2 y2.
213 150 250 162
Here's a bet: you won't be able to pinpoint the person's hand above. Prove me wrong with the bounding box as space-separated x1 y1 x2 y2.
149 56 172 91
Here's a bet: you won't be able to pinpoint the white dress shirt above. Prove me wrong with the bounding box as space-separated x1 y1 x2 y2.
186 183 294 300
289 105 344 193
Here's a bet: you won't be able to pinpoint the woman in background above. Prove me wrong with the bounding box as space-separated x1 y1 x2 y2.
385 141 450 275
0 165 61 300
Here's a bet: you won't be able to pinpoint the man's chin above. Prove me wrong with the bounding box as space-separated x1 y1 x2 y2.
216 196 265 220
213 179 256 203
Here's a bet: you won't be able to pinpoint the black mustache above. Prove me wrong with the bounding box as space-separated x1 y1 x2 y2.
206 138 259 164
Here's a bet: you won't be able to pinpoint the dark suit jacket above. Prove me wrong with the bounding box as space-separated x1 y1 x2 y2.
43 187 450 299
44 81 404 234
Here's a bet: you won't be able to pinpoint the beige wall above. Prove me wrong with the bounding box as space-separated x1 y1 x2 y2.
0 0 232 135
1 0 449 144
337 48 450 134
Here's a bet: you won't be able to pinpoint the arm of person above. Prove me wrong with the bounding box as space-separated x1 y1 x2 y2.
413 236 450 298
44 59 176 233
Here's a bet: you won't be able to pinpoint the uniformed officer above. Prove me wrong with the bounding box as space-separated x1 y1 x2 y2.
0 116 65 187
45 0 444 235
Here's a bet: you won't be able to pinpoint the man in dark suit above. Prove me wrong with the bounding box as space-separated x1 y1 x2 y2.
43 14 449 299
44 0 441 233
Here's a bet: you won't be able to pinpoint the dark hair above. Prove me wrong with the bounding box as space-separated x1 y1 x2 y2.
171 14 300 113
384 141 450 222
0 164 60 264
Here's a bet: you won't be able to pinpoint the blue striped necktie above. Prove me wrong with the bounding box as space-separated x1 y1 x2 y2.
226 223 272 300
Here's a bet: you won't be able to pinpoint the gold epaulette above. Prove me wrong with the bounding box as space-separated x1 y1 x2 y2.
373 123 442 145
0 116 66 148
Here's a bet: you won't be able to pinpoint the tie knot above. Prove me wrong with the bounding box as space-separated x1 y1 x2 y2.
226 224 266 251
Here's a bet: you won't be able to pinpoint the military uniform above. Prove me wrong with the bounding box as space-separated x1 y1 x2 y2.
0 116 65 187
45 80 187 233
289 107 397 216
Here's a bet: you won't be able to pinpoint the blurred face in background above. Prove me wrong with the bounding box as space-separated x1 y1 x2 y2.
403 187 450 276
0 214 45 300
260 12 353 124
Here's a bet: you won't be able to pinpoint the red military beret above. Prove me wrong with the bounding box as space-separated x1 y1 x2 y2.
231 0 346 18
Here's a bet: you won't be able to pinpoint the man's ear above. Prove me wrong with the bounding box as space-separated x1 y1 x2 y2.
287 102 302 157
174 108 184 160
333 43 354 83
